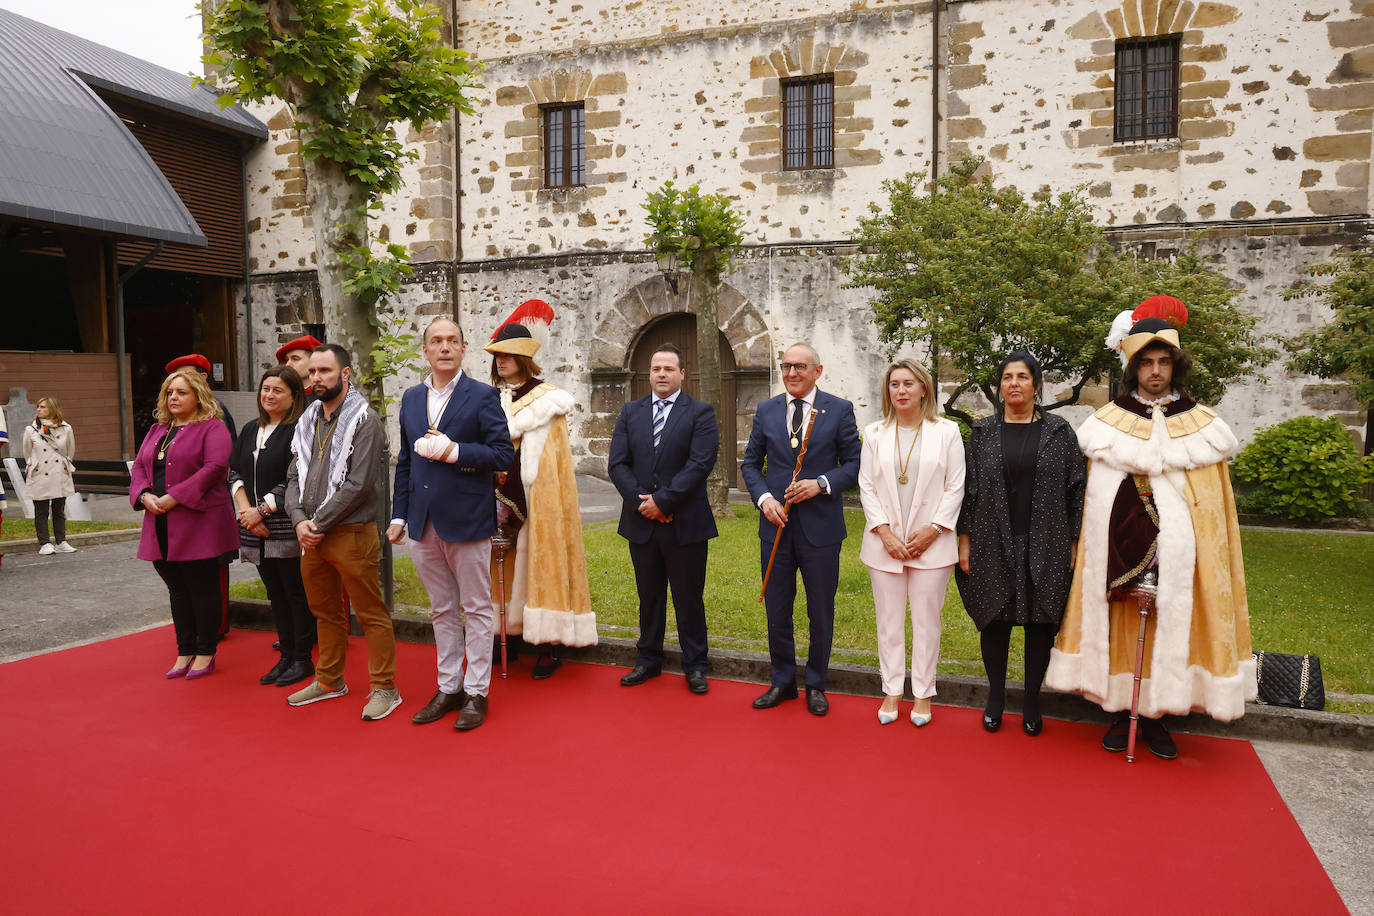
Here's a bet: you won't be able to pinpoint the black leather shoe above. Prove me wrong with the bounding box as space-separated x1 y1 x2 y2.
983 710 1003 733
685 671 709 694
620 665 662 687
531 656 562 680
1102 711 1130 752
752 685 798 709
1141 716 1178 760
274 659 314 687
259 657 290 685
411 688 467 724
454 694 488 731
805 687 829 716
1022 716 1043 737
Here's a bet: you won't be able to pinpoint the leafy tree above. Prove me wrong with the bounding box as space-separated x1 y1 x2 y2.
845 156 1272 421
644 182 744 519
1285 248 1374 454
202 0 480 406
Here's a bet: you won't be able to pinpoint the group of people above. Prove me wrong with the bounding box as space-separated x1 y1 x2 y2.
126 292 1255 757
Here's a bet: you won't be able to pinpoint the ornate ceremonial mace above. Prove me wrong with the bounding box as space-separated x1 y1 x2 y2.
759 407 818 601
492 525 515 678
1126 569 1159 763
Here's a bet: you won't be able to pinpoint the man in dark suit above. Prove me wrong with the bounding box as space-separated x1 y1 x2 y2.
387 318 514 732
608 343 720 694
740 342 861 716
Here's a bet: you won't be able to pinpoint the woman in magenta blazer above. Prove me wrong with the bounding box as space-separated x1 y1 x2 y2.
130 368 240 680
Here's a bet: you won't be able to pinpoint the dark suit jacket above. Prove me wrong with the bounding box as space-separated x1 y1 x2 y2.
608 391 720 545
392 373 515 543
740 389 861 547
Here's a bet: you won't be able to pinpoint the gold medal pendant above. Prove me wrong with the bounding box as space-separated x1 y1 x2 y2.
790 436 799 449
157 451 165 460
898 474 908 485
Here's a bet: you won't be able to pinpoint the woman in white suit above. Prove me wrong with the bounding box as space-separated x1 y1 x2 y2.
859 359 966 727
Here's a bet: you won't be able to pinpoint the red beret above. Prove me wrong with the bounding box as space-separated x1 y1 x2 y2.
164 354 212 375
275 335 323 364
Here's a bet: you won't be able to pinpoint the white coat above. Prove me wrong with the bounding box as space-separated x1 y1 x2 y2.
23 421 75 501
858 416 965 572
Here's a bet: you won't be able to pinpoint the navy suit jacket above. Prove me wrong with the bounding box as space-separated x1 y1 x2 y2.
607 391 719 545
740 389 861 547
392 373 514 543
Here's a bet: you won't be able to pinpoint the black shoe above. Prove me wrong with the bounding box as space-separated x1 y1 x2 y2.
259 657 290 685
532 656 562 680
620 665 662 687
411 689 467 724
752 685 798 709
1102 710 1130 752
274 659 314 688
1022 716 1043 737
805 687 829 716
454 694 488 731
983 708 1003 733
1141 717 1178 760
271 640 281 652
685 670 709 694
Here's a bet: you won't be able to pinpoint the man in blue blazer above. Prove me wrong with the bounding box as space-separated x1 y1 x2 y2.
387 318 514 731
608 343 720 694
740 342 861 715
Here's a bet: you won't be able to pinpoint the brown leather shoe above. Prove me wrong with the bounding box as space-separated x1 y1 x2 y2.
454 693 488 732
411 688 466 724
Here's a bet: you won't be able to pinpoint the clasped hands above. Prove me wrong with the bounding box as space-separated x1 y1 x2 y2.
140 492 179 515
295 519 324 550
414 431 458 463
637 494 672 523
236 504 270 538
878 522 939 561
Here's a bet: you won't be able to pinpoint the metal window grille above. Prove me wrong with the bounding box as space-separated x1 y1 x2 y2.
782 76 834 170
543 103 585 188
1114 35 1181 142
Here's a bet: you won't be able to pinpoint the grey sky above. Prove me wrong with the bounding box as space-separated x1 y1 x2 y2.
2 0 205 76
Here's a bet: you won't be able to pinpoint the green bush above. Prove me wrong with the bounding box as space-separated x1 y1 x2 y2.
1232 416 1372 520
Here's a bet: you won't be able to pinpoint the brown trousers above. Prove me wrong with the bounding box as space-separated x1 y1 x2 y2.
300 522 395 691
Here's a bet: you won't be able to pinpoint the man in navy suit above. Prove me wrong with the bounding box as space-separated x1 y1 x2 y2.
741 342 861 715
608 343 720 694
387 318 514 731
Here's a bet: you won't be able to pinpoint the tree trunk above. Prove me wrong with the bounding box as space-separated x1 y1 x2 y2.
694 250 733 519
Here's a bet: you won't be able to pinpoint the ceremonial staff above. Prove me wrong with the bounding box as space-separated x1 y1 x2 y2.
1126 569 1159 763
759 407 818 601
492 525 514 678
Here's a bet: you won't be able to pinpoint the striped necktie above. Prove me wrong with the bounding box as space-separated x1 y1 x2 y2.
653 398 669 448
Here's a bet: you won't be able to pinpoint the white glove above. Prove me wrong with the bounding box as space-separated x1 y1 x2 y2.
415 432 459 463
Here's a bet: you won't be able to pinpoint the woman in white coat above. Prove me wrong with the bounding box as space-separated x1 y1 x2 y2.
858 359 965 726
23 397 77 556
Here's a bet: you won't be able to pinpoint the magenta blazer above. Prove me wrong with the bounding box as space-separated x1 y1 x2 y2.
129 418 240 562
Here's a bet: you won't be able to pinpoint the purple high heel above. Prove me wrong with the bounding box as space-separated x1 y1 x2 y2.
165 662 191 679
185 658 216 680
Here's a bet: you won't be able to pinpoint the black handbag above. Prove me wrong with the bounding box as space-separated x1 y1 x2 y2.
1253 651 1325 710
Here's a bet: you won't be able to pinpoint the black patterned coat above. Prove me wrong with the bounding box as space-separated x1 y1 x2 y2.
954 411 1086 630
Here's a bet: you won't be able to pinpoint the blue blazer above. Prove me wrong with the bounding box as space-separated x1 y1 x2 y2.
740 389 861 547
608 391 719 545
392 374 515 543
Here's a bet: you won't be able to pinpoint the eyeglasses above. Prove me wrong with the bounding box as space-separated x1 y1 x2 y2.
780 362 812 373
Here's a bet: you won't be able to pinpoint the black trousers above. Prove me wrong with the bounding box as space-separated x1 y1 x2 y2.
760 525 839 691
258 556 316 662
628 527 710 672
154 558 222 656
33 498 66 545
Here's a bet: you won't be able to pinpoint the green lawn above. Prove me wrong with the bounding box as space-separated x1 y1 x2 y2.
229 508 1374 699
0 518 139 543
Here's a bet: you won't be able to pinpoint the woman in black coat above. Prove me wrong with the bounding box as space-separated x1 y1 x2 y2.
229 365 314 687
955 352 1086 736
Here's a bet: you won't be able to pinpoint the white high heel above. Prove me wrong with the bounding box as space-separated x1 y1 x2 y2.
877 699 901 725
910 706 933 727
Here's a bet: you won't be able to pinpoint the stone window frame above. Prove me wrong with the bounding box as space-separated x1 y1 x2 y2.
541 101 586 189
781 73 836 170
1113 34 1182 144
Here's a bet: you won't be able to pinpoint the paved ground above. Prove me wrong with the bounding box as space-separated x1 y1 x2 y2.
1 477 1369 911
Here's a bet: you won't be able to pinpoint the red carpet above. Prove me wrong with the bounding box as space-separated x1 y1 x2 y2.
2 628 1343 914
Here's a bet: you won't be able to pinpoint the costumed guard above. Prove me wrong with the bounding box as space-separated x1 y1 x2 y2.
1046 296 1255 759
485 300 596 676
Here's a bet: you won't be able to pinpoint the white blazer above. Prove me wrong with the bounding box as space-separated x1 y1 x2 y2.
858 416 966 572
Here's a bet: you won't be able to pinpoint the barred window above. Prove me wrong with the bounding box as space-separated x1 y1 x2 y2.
543 103 585 188
782 75 834 170
1114 35 1181 143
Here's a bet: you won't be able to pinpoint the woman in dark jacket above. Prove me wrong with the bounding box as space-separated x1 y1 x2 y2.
955 352 1086 736
229 366 313 687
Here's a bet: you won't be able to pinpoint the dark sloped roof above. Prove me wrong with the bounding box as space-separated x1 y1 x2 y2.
0 9 267 247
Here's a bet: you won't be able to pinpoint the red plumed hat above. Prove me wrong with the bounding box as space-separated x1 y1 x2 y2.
1132 295 1189 328
486 299 555 356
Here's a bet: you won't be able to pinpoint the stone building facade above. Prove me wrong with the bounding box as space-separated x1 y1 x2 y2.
239 0 1374 475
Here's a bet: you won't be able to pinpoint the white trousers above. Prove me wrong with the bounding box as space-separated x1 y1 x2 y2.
870 564 954 698
410 521 495 697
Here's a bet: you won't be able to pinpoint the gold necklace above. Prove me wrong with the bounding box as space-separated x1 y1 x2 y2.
895 422 921 485
315 411 341 460
788 399 805 449
156 423 180 460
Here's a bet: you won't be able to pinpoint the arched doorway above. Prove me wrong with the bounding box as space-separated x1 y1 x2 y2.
628 313 739 486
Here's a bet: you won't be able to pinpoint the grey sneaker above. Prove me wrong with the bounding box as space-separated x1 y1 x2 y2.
361 688 402 721
287 680 348 707
38 543 55 556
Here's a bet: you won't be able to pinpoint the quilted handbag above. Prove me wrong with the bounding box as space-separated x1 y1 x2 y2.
1253 651 1325 711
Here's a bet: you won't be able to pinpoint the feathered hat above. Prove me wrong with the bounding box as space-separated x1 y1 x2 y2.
484 299 554 357
1106 294 1189 365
